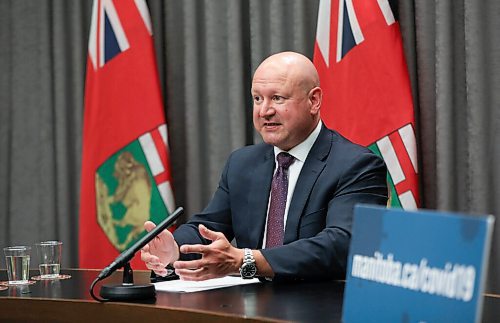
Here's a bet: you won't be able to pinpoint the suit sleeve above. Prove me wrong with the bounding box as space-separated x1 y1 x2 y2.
260 151 388 281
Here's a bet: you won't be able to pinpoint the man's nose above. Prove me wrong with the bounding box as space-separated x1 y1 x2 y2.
258 100 275 117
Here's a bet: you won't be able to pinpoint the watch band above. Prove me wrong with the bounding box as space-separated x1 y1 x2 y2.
243 248 255 263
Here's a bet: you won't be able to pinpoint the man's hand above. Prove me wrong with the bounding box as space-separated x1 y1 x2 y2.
140 221 180 276
172 224 244 281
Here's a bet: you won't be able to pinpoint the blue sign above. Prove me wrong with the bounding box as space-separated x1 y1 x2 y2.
342 205 494 323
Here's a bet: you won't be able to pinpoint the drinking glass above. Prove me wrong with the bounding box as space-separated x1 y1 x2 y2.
35 241 62 279
3 246 31 285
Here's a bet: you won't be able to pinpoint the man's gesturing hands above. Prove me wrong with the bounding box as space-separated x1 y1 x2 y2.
141 222 244 281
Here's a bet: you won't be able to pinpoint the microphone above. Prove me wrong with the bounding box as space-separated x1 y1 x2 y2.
93 207 184 301
97 206 184 280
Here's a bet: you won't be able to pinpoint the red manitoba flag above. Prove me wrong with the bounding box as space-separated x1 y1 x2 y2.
80 0 175 269
313 0 419 209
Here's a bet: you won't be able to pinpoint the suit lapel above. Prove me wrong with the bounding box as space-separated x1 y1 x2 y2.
284 127 332 244
246 147 274 248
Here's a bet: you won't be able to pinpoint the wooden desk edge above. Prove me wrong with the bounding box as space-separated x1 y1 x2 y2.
0 297 286 323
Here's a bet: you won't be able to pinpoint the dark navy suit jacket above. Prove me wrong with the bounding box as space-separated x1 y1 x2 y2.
173 125 388 281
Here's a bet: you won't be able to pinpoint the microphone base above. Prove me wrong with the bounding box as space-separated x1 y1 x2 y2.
100 283 155 301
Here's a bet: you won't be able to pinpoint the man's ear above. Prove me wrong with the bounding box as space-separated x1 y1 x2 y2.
309 87 322 115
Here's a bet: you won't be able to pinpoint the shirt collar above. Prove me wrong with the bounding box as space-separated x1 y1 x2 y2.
274 120 322 163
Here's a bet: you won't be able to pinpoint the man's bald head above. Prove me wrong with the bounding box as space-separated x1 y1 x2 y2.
253 52 320 95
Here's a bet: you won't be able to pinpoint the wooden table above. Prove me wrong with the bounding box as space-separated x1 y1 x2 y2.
0 269 498 322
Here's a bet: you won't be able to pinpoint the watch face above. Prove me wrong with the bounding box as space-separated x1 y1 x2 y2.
241 263 257 278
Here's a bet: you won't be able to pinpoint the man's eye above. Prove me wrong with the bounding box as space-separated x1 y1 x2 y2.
272 95 285 102
253 96 262 103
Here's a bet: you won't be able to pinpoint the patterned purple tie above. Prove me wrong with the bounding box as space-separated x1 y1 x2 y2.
266 152 295 248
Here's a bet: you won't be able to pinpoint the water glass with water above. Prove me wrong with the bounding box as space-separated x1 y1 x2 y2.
35 241 62 279
3 246 31 285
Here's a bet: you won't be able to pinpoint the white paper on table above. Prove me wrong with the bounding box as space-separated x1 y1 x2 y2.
154 276 261 293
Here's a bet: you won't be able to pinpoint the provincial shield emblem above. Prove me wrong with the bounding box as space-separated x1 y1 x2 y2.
95 126 175 251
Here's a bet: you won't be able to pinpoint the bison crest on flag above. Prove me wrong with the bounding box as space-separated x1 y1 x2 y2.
94 125 174 251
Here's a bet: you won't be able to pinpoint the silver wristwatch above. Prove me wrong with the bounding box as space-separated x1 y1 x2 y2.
239 248 257 279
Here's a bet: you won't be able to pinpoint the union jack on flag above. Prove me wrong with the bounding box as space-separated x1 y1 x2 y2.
314 0 419 209
88 0 154 69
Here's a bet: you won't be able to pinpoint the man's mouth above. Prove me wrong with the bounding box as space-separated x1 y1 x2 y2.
263 122 281 127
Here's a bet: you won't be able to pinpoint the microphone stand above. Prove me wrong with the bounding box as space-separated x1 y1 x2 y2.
89 207 184 302
99 262 155 301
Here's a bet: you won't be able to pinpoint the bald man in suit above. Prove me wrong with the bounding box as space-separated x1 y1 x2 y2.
141 51 388 281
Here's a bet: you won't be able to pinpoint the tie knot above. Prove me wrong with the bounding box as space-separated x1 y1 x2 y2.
277 152 295 169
